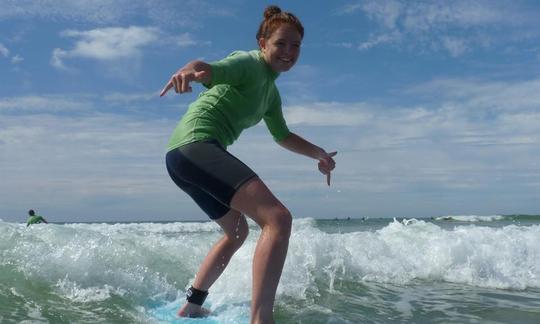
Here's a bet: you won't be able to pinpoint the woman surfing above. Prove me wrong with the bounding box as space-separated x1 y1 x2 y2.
160 6 336 323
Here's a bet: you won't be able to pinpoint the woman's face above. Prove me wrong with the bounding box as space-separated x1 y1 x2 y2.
259 24 302 73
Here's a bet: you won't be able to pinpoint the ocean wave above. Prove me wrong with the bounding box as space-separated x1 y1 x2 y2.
66 221 222 234
434 215 506 222
1 218 539 314
283 218 540 293
55 278 127 303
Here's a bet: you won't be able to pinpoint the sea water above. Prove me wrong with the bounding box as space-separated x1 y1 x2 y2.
1 216 540 323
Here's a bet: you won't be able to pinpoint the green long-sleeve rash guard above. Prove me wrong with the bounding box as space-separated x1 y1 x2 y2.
167 50 291 151
27 215 46 226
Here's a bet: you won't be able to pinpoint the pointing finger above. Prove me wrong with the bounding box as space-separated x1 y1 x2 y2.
159 81 173 97
327 172 331 186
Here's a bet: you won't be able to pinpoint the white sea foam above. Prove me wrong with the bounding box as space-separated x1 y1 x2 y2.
435 215 506 222
55 277 126 303
282 218 540 292
1 218 539 315
1 222 189 305
198 217 540 311
66 221 222 234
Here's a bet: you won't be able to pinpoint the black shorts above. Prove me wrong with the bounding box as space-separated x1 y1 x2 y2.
165 140 258 220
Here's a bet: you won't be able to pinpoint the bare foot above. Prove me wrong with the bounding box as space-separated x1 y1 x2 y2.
178 302 211 318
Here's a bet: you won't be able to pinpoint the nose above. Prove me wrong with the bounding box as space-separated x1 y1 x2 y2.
285 44 297 55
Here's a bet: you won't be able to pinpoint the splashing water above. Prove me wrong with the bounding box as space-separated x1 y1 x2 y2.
1 217 540 323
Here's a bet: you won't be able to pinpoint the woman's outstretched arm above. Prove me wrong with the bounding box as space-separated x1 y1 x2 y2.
278 132 337 185
160 60 212 96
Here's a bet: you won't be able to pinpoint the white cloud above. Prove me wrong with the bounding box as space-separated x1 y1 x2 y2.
401 1 509 32
0 43 9 57
0 112 176 220
0 95 90 112
235 76 540 217
404 78 540 113
358 31 401 51
441 37 469 57
4 1 538 220
0 0 232 27
0 0 134 24
51 27 210 71
280 76 540 155
329 42 354 49
104 92 158 104
10 54 23 64
284 102 373 126
177 33 211 47
362 0 402 29
0 93 168 115
335 3 364 15
2 76 540 220
56 26 160 63
341 0 538 57
177 33 198 47
51 48 69 70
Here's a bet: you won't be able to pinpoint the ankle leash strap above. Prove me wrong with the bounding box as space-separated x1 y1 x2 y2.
186 286 208 306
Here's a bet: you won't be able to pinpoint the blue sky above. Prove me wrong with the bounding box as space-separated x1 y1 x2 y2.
1 0 540 222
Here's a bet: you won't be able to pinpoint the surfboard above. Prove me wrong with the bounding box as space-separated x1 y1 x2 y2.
147 300 250 323
148 300 216 323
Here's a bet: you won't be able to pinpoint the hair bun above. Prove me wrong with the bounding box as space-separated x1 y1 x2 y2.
264 5 282 19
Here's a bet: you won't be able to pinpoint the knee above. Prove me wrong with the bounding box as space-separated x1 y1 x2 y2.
266 207 292 239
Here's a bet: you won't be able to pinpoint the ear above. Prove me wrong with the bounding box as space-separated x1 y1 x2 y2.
258 37 267 52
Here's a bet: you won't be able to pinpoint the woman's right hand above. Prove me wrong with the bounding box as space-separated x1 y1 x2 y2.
160 61 211 96
318 151 337 186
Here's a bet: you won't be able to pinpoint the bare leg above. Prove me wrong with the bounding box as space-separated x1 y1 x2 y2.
178 209 249 317
230 177 292 324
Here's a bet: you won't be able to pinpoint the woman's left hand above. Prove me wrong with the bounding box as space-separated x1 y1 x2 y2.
318 151 337 186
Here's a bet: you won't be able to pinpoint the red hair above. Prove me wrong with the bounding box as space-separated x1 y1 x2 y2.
256 5 304 41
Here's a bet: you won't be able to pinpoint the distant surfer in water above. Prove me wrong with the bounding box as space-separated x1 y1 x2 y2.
26 209 48 227
159 5 336 324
